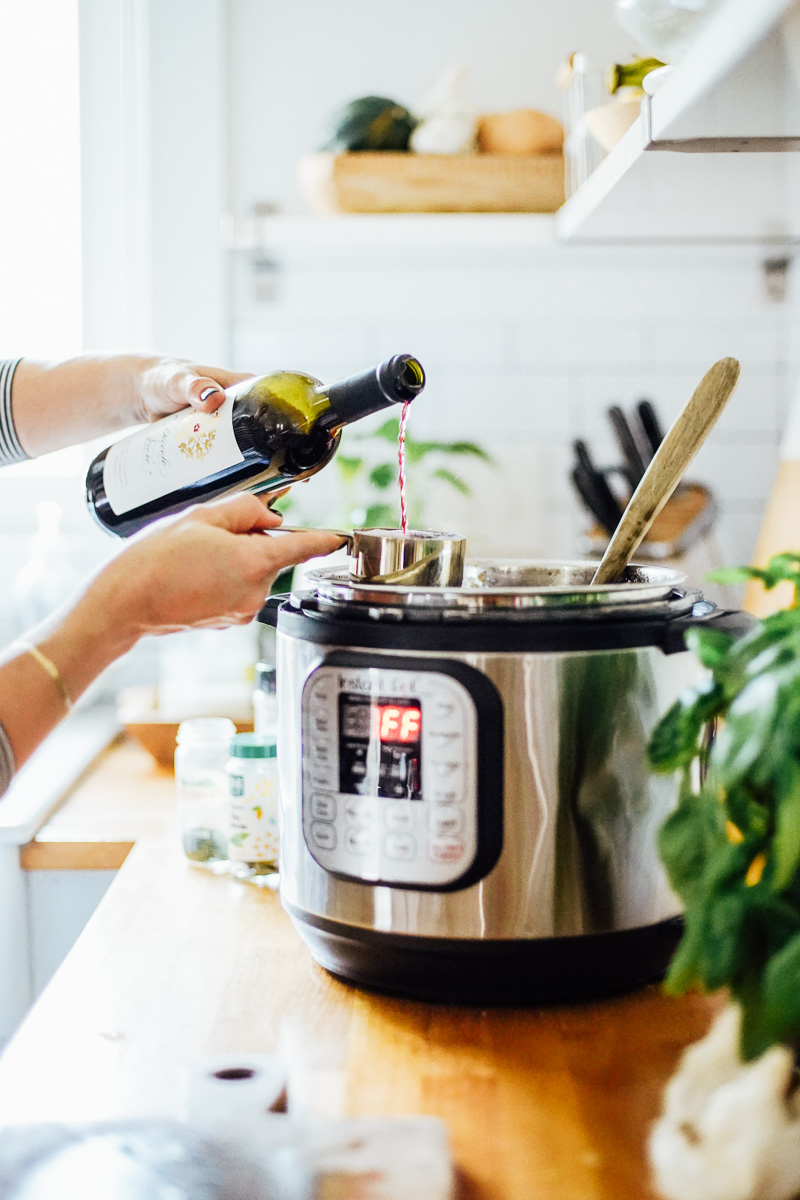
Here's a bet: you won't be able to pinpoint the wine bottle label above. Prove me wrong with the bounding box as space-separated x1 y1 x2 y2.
102 397 245 515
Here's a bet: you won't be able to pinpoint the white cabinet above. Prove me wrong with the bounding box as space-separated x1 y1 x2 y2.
558 0 800 242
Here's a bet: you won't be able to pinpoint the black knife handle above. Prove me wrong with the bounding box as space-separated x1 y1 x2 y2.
608 405 648 484
636 399 665 458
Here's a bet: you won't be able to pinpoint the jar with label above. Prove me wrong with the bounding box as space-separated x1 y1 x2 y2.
176 718 236 871
227 734 280 887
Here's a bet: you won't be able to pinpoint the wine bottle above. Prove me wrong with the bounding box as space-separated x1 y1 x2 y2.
85 354 425 537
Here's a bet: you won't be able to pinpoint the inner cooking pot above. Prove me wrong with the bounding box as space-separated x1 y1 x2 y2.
305 558 692 618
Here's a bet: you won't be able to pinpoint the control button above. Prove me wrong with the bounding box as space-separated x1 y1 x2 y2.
385 833 416 860
429 808 463 836
433 701 456 720
311 713 331 734
385 804 413 832
432 789 460 805
431 760 460 779
310 821 337 851
345 798 373 825
429 730 461 744
310 740 333 764
346 828 375 855
309 770 334 790
311 793 337 821
429 835 465 864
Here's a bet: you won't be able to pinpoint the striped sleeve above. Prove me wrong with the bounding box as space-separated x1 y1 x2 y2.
0 719 15 799
0 358 28 466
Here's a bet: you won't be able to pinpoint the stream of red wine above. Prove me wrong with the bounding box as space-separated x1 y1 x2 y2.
398 400 410 535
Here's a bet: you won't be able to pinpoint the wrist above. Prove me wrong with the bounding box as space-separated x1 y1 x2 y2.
32 589 141 704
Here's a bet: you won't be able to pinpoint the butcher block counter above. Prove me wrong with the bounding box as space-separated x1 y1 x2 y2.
0 736 716 1199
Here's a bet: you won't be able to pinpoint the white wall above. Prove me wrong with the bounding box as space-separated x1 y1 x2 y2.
229 239 793 579
221 0 793 585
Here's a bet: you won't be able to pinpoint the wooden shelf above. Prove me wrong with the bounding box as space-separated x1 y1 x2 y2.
222 211 557 258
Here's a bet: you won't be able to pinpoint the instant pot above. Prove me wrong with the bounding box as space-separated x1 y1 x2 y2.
260 560 750 1003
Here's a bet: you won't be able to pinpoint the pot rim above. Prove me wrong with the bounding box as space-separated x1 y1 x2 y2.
305 557 689 613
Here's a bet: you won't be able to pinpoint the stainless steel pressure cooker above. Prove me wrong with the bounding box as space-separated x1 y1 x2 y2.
260 560 750 1003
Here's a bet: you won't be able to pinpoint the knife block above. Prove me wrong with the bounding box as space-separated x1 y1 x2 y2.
577 482 725 592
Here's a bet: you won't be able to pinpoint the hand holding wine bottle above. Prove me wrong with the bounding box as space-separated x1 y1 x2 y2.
0 494 345 775
85 355 426 536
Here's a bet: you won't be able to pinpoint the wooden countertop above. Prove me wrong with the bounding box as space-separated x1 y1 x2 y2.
2 738 717 1198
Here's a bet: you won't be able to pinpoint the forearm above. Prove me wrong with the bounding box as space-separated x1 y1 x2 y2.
11 355 157 458
0 592 138 771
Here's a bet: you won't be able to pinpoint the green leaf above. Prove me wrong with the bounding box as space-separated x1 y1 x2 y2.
647 677 725 772
657 771 724 905
709 551 800 596
404 439 447 465
773 759 800 890
432 467 470 496
442 441 494 462
739 929 800 1060
698 887 752 990
685 626 735 670
707 565 764 587
269 566 294 595
230 832 248 847
364 503 395 528
366 417 400 443
336 454 364 484
369 463 396 490
715 659 800 790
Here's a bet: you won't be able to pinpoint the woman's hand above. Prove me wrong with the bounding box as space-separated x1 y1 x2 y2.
11 353 256 457
84 494 344 642
0 496 344 770
131 356 254 424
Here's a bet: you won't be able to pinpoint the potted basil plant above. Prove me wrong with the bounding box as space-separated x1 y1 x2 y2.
647 551 800 1200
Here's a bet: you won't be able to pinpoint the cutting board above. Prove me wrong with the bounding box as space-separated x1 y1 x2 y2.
298 151 565 214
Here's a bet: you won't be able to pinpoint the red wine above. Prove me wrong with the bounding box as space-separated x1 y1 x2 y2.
398 399 410 535
86 355 425 537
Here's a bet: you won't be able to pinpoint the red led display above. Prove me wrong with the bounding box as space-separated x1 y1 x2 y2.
373 704 421 744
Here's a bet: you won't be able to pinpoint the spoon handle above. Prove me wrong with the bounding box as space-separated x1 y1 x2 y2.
590 357 741 586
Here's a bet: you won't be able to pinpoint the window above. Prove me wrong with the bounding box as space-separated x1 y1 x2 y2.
0 3 84 491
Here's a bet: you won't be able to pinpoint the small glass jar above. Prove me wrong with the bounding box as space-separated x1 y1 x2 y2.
227 733 280 887
252 662 277 740
176 717 236 871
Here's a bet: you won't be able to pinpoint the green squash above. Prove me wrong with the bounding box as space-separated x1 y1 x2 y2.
322 96 417 153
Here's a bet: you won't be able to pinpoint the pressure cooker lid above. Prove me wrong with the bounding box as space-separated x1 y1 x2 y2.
305 558 691 617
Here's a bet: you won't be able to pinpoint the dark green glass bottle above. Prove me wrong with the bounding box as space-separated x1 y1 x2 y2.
85 354 425 537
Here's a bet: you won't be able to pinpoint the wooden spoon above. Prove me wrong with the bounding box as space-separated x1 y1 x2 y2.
591 357 741 586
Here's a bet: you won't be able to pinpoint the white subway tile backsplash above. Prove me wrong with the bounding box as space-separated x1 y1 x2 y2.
231 319 371 375
439 372 572 438
366 322 509 371
517 320 646 367
650 320 780 371
229 241 794 569
579 371 780 438
691 440 779 506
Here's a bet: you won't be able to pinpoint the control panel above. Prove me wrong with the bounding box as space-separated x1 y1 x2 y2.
301 653 503 890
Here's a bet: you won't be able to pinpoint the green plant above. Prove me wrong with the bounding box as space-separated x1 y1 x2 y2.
649 551 800 1062
333 416 492 531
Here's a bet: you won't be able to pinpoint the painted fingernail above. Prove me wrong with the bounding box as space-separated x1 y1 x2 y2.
199 386 218 402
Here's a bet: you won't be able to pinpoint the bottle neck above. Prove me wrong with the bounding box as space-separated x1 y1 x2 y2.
318 355 425 431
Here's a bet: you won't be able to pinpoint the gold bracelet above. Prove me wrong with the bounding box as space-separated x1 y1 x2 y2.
15 640 72 714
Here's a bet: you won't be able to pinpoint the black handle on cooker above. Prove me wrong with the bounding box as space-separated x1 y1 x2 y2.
659 602 755 655
257 594 288 628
